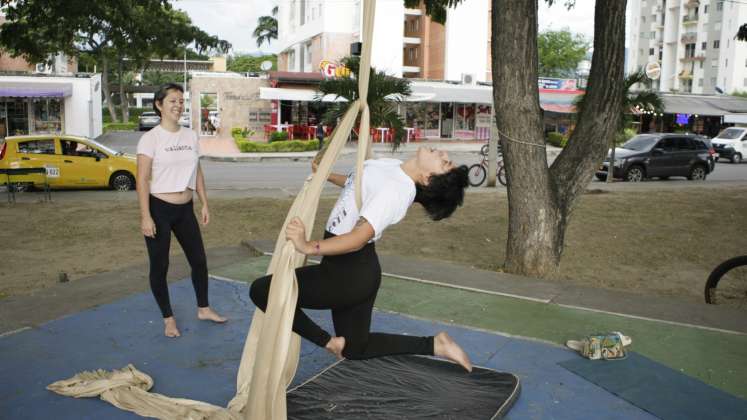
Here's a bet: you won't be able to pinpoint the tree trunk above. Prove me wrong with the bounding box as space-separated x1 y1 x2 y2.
118 59 130 123
487 106 498 187
101 58 118 123
492 0 627 276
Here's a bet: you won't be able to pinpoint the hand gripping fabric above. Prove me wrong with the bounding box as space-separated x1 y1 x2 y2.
47 1 378 419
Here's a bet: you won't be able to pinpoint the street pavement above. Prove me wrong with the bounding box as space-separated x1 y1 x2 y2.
98 131 747 192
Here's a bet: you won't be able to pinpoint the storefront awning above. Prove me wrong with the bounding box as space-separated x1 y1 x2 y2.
661 94 747 116
261 82 584 113
0 82 73 98
259 87 346 102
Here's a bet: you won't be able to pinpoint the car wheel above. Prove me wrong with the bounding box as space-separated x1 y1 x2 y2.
732 153 742 164
715 157 719 162
624 165 645 182
110 172 135 191
687 164 707 181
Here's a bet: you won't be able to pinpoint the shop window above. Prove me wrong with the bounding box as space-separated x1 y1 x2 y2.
199 93 219 136
4 99 29 136
33 99 63 133
454 104 475 133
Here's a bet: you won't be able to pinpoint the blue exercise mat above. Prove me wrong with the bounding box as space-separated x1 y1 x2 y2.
559 351 747 420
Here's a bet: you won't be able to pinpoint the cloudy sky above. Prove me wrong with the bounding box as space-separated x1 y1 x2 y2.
172 0 601 55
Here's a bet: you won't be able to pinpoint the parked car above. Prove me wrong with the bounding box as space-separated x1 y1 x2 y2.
711 127 747 163
138 111 160 131
178 112 191 128
0 135 137 191
596 133 714 182
695 135 718 172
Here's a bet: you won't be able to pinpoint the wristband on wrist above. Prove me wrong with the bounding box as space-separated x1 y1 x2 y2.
314 241 321 255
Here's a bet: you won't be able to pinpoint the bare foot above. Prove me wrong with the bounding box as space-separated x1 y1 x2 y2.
434 332 472 372
197 307 228 323
325 336 346 359
164 317 181 338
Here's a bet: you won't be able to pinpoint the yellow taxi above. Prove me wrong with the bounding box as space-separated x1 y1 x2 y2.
0 134 137 191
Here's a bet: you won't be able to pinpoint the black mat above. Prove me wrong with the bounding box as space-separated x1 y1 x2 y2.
287 355 520 419
559 352 747 420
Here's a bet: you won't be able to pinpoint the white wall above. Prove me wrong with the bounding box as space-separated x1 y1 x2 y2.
0 74 102 138
722 4 747 93
368 0 405 76
444 0 490 82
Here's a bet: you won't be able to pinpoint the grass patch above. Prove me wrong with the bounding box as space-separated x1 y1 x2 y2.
235 139 319 153
1 187 746 303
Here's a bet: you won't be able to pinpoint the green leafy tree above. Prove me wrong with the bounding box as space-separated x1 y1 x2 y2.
537 29 590 78
253 6 278 48
0 0 229 122
227 54 277 72
316 56 411 149
411 0 628 277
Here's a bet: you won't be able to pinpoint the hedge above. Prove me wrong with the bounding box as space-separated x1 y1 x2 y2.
236 139 320 153
547 132 569 148
103 122 138 133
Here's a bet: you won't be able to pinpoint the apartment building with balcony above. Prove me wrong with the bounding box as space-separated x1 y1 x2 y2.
275 0 490 83
628 0 747 94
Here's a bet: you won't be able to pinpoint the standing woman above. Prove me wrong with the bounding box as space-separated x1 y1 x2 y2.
137 83 226 337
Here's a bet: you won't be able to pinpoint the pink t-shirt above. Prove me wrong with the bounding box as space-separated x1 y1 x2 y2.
137 125 200 193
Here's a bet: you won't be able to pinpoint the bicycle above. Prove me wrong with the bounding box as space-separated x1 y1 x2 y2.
704 255 747 309
468 145 507 187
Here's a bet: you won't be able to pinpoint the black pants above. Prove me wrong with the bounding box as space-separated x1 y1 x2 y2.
145 195 209 318
249 232 433 360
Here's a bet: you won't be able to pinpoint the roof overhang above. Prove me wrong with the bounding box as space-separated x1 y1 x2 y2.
0 81 72 98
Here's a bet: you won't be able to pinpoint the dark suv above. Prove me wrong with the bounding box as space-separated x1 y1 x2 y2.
596 133 714 182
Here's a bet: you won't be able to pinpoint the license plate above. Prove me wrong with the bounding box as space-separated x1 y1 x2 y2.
45 166 60 178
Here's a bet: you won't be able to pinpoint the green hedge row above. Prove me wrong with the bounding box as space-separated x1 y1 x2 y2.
103 122 138 133
236 139 320 153
547 132 569 148
103 107 151 124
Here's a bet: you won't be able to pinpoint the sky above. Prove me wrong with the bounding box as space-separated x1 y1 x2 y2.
172 0 601 56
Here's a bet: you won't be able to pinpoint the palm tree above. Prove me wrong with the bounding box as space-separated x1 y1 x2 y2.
254 6 278 48
315 56 411 150
574 68 663 182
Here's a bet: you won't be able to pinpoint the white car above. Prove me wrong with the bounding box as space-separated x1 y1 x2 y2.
711 127 747 163
178 112 191 128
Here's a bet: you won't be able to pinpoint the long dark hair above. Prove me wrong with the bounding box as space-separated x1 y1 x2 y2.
414 165 469 221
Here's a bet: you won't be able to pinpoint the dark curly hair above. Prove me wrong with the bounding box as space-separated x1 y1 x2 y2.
414 165 469 221
153 83 184 117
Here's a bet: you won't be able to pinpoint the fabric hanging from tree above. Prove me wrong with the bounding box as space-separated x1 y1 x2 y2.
46 1 378 419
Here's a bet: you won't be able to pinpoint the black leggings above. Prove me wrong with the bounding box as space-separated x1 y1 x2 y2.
145 195 209 318
249 232 433 360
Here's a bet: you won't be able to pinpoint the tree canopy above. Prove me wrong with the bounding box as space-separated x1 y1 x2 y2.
227 54 277 73
537 29 590 78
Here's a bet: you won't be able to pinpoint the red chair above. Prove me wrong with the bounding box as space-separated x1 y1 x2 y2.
263 124 273 140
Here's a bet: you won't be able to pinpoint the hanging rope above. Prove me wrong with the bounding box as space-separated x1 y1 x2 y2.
47 1 379 419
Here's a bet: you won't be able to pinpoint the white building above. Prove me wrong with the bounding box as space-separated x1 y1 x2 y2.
628 0 747 94
276 0 491 82
0 74 103 139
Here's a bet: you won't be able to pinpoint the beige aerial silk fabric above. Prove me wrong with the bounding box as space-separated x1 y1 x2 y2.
47 1 377 419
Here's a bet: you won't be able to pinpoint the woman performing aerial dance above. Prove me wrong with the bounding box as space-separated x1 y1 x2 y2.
250 148 473 371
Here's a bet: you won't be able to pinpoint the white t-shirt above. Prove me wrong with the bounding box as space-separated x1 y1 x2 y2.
137 125 200 193
325 159 415 242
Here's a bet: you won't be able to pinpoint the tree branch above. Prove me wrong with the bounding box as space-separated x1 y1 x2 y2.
549 0 627 212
